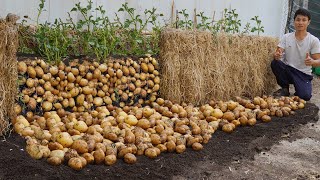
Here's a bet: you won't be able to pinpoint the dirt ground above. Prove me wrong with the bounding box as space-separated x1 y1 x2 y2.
0 79 319 180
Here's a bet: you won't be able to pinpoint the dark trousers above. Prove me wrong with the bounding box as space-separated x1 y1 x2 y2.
271 60 313 101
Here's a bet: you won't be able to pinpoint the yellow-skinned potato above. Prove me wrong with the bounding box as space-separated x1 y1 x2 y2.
93 149 105 164
124 153 137 164
26 143 43 160
47 156 62 166
176 144 186 154
105 154 117 166
73 121 88 133
68 157 83 171
82 153 94 164
71 139 88 154
192 142 203 151
56 132 73 148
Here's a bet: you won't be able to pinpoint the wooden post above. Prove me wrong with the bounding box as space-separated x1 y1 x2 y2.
176 10 179 29
171 0 175 27
193 8 197 30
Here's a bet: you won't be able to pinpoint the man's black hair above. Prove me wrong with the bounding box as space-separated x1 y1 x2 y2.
294 8 311 20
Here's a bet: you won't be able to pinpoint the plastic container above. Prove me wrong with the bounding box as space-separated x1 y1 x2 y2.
312 67 320 76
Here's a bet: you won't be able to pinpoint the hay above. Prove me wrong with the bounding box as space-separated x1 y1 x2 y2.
0 15 19 136
159 28 278 105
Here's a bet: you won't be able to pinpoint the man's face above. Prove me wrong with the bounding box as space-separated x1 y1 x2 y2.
294 15 310 31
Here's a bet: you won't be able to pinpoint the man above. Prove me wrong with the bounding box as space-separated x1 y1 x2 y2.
271 8 320 101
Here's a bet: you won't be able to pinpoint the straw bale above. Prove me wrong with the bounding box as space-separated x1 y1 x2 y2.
0 15 19 136
159 28 278 105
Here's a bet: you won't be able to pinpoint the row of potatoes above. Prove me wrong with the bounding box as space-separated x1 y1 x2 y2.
14 91 306 170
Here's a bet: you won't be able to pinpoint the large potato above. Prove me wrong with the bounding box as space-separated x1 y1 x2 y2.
71 139 88 154
124 153 137 164
56 132 73 148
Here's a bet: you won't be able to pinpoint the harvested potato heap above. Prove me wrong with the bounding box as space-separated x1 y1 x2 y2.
16 56 159 117
13 54 307 170
13 80 306 171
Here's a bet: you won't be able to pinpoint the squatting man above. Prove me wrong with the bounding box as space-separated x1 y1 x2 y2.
271 8 320 101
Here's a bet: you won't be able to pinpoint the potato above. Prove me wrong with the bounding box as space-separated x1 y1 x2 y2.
275 110 283 117
227 101 238 111
105 143 117 156
142 107 154 118
26 144 43 160
48 142 64 151
222 123 234 133
124 153 137 164
124 130 135 144
125 115 138 126
16 115 30 127
144 148 158 159
298 102 305 109
68 157 83 171
79 156 87 167
166 140 176 152
247 118 257 126
118 147 133 158
191 124 201 135
93 149 105 164
156 144 167 152
136 119 150 129
238 116 248 126
155 125 165 134
231 120 241 127
18 61 27 74
176 145 186 154
47 156 62 166
64 149 79 162
192 142 203 151
71 139 88 154
105 154 117 166
39 145 51 158
136 143 147 155
74 121 88 133
95 143 106 152
21 127 34 137
56 132 73 148
222 112 235 122
261 115 271 123
202 134 212 144
87 139 96 153
186 137 199 147
150 134 161 145
50 150 65 161
82 153 94 164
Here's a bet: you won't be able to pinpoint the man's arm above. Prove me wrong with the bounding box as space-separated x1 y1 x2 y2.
307 53 320 67
274 47 284 60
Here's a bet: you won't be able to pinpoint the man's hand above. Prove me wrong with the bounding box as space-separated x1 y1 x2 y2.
305 52 314 66
274 48 283 60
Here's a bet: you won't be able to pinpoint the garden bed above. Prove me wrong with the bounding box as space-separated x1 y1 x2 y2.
0 103 318 180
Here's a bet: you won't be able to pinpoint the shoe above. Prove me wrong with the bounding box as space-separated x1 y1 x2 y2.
273 87 290 97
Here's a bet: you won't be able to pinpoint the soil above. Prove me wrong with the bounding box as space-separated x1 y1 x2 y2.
0 79 319 180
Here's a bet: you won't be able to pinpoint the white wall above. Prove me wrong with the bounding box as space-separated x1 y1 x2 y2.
0 0 287 37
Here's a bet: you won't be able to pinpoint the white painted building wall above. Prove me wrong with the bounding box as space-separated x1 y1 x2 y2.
0 0 288 37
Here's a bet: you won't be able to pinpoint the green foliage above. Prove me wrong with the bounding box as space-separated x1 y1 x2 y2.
250 16 264 35
33 20 71 63
18 1 264 63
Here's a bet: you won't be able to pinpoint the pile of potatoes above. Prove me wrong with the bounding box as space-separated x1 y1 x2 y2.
13 57 306 170
16 56 159 118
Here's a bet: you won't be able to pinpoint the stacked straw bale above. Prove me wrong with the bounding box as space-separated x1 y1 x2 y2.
159 28 278 105
0 14 19 136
